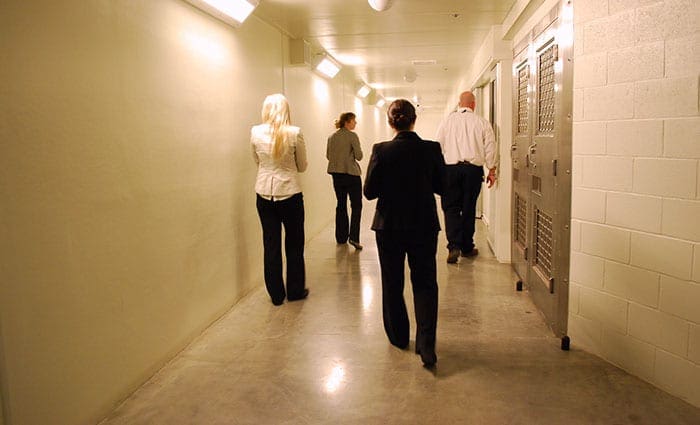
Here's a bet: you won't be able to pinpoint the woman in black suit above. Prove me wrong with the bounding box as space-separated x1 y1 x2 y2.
363 99 446 367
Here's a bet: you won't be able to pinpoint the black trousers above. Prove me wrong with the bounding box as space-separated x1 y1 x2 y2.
441 163 483 253
375 230 438 352
256 193 306 303
331 173 362 243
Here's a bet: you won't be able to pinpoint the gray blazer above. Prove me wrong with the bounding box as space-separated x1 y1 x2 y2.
326 128 363 176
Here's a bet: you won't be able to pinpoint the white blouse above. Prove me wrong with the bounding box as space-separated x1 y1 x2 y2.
251 123 308 200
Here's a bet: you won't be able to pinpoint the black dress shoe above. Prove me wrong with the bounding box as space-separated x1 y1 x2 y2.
348 240 363 250
287 288 309 302
416 347 437 367
271 297 285 306
447 248 460 263
461 248 479 257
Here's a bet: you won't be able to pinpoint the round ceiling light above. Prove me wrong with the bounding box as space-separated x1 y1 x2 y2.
368 0 395 12
404 68 417 83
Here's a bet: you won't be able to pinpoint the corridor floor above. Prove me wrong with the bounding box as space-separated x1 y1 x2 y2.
101 215 700 424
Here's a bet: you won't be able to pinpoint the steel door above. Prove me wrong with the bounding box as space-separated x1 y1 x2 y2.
511 0 573 339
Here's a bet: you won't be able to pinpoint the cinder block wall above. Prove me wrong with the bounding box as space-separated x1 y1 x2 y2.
569 0 700 406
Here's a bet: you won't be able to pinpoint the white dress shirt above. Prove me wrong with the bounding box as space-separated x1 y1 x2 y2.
251 124 307 200
435 107 496 169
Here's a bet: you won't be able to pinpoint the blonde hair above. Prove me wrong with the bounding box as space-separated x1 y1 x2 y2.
261 93 292 160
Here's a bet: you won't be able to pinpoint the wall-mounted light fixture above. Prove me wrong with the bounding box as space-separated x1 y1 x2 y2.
315 55 342 78
184 0 258 27
357 84 372 98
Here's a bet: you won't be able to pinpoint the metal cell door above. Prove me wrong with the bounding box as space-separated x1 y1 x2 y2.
511 0 573 340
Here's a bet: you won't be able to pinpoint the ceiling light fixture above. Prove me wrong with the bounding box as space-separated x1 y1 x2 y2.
315 55 341 79
368 0 395 12
375 98 386 108
184 0 259 27
404 68 417 83
357 84 371 98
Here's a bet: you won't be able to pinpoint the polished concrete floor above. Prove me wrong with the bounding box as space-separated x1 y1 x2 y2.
101 211 700 425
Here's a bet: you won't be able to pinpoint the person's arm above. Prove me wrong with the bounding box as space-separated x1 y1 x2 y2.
251 131 259 165
435 117 447 152
483 122 497 188
295 130 308 172
432 143 447 196
352 133 363 161
326 135 332 160
363 144 381 200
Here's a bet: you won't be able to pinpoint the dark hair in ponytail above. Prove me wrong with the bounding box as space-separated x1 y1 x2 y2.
334 112 356 129
387 99 416 131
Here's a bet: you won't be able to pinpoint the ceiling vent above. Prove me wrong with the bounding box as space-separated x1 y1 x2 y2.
412 60 437 66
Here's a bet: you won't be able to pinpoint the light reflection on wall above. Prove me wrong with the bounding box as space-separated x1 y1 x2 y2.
313 76 330 103
181 30 229 66
354 96 364 113
324 364 346 393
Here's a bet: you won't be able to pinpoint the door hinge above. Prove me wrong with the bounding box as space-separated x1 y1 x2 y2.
552 159 558 176
524 247 528 261
549 277 555 293
553 44 559 62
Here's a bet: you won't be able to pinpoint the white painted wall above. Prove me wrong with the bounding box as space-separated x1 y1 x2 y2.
0 1 387 424
568 0 700 407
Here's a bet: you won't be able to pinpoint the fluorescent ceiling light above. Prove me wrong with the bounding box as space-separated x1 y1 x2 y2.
357 85 371 98
316 57 341 78
185 0 258 27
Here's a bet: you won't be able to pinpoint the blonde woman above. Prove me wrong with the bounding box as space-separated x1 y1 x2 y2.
251 94 308 306
326 112 363 249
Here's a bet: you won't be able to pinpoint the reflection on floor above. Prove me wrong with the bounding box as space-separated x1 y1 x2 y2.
101 214 700 424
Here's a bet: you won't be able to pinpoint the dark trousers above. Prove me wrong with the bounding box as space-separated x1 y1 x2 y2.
375 230 438 352
441 163 483 253
331 173 362 243
256 193 306 303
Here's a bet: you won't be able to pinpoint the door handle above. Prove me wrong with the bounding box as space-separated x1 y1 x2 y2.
528 142 537 168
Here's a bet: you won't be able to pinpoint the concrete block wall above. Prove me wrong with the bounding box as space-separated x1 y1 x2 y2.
570 0 700 406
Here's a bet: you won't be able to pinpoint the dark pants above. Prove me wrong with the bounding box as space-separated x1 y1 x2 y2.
331 173 362 243
441 163 483 253
375 230 438 353
256 193 306 303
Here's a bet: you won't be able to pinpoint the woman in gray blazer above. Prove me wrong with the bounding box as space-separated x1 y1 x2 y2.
326 112 363 249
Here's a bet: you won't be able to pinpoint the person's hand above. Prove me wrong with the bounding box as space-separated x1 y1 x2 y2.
487 168 496 188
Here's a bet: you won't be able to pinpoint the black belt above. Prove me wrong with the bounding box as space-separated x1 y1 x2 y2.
453 161 479 167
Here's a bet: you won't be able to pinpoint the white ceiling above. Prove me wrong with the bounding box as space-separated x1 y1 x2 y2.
253 0 517 110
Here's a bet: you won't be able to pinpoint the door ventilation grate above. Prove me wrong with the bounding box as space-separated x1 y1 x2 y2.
538 45 556 134
518 65 529 134
534 208 553 278
515 194 527 247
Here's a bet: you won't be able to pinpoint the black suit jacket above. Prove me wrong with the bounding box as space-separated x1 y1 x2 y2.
363 131 446 235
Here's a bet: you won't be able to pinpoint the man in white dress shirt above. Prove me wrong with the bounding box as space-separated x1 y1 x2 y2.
435 91 497 264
